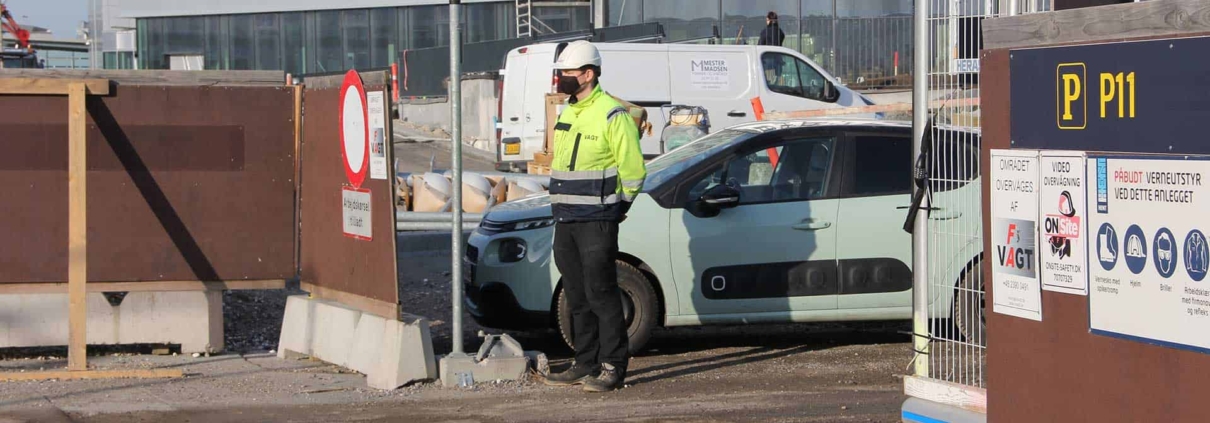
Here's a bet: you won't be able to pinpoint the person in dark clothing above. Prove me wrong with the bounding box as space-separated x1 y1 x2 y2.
758 11 786 46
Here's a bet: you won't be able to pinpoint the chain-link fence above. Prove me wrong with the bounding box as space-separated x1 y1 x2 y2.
919 0 1050 389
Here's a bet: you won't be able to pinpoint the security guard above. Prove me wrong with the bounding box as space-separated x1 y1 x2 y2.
541 41 646 393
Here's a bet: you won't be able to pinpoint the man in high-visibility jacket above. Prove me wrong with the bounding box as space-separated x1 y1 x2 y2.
541 41 646 393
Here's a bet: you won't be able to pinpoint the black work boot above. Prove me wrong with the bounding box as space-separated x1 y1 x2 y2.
542 363 599 386
583 363 624 392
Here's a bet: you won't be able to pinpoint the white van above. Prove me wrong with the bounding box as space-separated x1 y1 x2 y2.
496 42 876 169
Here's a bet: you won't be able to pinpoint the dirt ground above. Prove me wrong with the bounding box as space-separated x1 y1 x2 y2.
0 249 914 423
0 142 916 422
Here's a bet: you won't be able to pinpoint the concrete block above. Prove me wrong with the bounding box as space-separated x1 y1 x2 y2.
277 295 437 390
309 300 361 368
367 313 437 390
0 291 223 353
277 295 316 359
439 354 529 387
347 313 386 376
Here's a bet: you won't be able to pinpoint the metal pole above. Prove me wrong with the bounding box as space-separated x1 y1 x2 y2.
911 0 930 378
448 0 465 356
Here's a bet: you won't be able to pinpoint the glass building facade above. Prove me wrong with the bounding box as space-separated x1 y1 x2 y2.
134 0 917 84
135 2 592 74
605 0 914 85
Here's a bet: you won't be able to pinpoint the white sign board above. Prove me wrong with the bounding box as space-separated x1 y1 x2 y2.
1087 156 1210 352
990 149 1043 321
1038 151 1088 295
367 91 388 180
690 59 730 91
342 187 372 241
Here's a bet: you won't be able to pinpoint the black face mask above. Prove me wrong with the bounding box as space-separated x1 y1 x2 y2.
557 75 582 96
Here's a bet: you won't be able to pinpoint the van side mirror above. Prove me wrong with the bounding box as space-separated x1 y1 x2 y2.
824 80 841 103
687 184 740 218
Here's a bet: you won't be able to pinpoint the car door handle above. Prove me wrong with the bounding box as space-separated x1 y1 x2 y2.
727 110 747 117
792 219 832 231
509 117 519 122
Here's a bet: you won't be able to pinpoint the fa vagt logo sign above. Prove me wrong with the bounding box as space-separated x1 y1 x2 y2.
996 218 1037 277
1044 191 1081 259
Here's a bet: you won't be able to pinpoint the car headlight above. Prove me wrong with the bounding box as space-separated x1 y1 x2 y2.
498 238 528 263
513 218 555 231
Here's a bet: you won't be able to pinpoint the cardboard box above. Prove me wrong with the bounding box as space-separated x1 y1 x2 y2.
411 175 451 213
532 151 553 167
396 175 413 211
506 179 547 202
461 175 511 213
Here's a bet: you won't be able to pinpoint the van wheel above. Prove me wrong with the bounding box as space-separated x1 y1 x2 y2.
557 261 659 355
953 264 986 346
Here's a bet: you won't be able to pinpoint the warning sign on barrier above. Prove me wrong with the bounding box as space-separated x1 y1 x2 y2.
1039 151 1088 295
342 186 372 241
1088 155 1210 352
990 149 1043 321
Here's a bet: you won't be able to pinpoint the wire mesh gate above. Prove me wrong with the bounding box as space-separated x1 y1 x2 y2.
912 0 1050 394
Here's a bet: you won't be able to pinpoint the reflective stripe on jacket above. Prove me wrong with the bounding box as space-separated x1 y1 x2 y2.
549 84 647 222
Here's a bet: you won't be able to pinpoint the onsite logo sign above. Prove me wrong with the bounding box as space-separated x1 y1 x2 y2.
1044 191 1081 259
340 69 370 188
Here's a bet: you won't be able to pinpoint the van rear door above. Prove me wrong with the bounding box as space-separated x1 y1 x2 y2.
519 50 557 162
499 49 529 163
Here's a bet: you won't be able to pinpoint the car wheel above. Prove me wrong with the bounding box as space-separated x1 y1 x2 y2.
953 264 986 346
557 261 659 355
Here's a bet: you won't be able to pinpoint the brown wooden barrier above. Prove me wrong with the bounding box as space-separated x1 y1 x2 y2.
0 80 297 286
298 71 400 319
981 1 1210 420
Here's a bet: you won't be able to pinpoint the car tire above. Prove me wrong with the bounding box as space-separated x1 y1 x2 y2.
557 261 659 355
953 264 986 346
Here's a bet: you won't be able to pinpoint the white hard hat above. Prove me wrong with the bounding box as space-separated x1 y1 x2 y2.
553 41 602 70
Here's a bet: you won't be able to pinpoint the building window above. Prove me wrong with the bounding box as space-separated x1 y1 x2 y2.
255 14 281 71
408 5 450 49
370 8 397 68
282 12 305 75
643 0 719 42
466 3 514 43
205 15 227 70
316 10 343 73
344 9 370 70
607 0 643 26
230 15 254 70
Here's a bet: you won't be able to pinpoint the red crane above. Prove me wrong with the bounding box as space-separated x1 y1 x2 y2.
0 1 33 53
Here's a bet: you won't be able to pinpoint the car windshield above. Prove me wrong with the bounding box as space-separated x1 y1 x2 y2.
644 129 758 190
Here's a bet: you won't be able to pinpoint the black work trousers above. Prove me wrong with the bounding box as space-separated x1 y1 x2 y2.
553 220 628 372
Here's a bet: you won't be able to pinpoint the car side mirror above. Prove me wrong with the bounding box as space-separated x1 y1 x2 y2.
687 184 740 218
824 80 841 103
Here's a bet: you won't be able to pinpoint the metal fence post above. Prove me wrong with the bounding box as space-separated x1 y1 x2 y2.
911 0 931 379
449 0 465 356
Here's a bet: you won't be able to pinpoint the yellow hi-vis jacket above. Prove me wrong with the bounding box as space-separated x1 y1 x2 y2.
549 84 647 223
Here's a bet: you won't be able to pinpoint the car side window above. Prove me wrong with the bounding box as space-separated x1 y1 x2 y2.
684 137 835 205
762 53 801 97
762 53 828 102
845 135 912 197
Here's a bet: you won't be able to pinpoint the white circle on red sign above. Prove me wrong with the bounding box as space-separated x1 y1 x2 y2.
340 70 369 188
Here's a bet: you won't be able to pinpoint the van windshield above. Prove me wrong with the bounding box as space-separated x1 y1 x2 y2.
644 129 758 190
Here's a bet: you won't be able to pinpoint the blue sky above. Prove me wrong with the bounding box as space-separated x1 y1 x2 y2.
4 0 86 39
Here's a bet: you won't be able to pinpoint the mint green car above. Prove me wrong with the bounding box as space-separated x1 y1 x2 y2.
464 120 984 352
